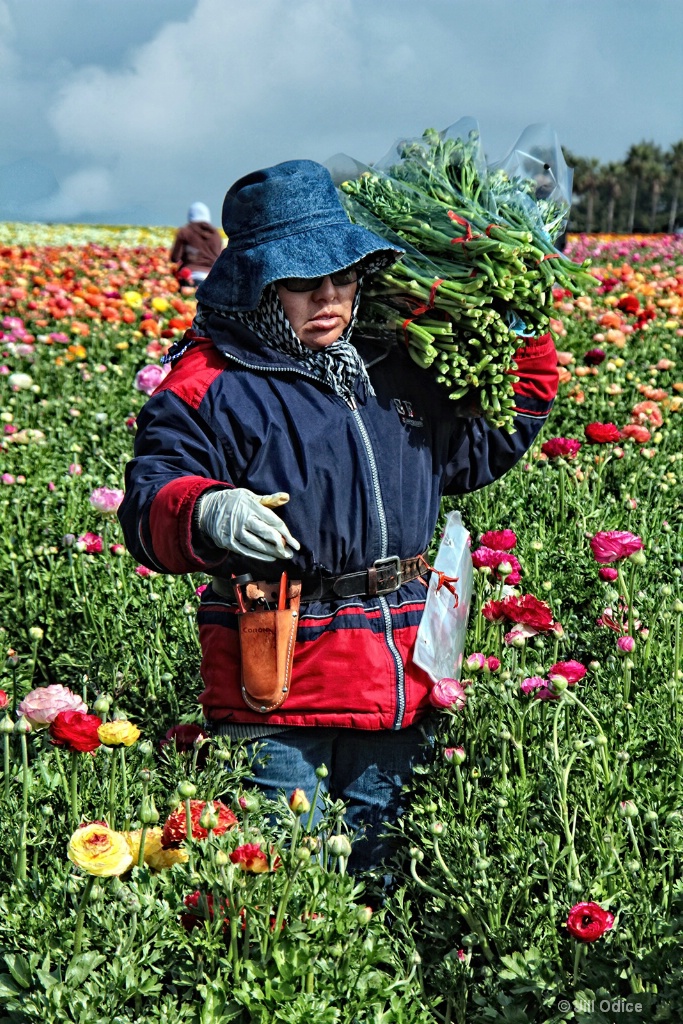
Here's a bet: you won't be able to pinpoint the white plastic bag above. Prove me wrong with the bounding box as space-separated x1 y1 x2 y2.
413 510 473 683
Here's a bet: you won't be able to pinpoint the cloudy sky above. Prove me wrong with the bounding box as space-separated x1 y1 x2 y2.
1 0 682 226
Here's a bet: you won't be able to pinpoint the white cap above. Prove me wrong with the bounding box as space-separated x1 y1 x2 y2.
188 202 211 223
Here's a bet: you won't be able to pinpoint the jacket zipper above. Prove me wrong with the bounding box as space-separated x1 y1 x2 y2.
350 406 406 731
220 349 407 729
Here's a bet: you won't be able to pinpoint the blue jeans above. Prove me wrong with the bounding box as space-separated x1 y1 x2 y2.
247 725 433 872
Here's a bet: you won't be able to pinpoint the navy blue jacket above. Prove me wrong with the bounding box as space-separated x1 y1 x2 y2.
118 317 558 729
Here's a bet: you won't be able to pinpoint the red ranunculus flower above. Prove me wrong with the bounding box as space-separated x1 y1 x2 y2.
548 660 586 685
482 600 507 623
0 690 7 709
480 529 517 551
589 530 644 564
541 437 582 460
161 799 237 848
180 891 230 932
160 723 209 753
493 594 556 633
49 710 102 752
583 348 606 366
585 422 621 444
616 294 640 316
230 842 280 873
566 901 615 942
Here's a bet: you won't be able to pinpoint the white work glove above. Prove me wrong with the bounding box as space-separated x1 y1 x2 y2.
196 488 300 562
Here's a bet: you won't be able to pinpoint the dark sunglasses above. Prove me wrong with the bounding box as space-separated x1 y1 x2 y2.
279 268 359 292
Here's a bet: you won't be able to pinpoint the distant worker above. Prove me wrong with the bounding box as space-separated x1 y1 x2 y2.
171 202 223 287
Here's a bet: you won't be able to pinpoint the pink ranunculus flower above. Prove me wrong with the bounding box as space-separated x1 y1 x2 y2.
471 547 522 585
548 660 586 685
89 487 124 515
599 567 619 582
17 684 87 728
520 676 558 700
134 363 171 396
620 423 651 444
76 532 104 554
135 565 156 577
617 636 635 653
480 529 517 551
465 652 486 672
486 656 501 673
590 531 644 564
429 678 467 711
631 401 663 428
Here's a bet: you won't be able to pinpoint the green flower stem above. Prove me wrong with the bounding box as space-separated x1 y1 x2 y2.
627 560 638 638
72 874 96 959
305 779 323 832
16 731 30 881
572 941 584 988
137 825 149 868
557 464 566 529
2 731 10 802
409 858 493 963
454 765 465 812
69 750 80 827
561 689 611 782
271 860 304 942
107 748 117 830
623 658 633 705
119 748 130 830
674 612 681 687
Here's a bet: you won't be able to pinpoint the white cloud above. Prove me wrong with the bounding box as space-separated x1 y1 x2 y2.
2 0 682 223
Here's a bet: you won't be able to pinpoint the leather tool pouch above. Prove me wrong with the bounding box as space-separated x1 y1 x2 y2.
236 580 301 713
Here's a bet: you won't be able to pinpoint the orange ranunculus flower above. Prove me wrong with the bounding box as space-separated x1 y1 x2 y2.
631 401 663 428
68 823 133 876
598 311 622 329
161 800 238 848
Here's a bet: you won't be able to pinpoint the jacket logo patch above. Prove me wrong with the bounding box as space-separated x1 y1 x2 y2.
393 398 424 429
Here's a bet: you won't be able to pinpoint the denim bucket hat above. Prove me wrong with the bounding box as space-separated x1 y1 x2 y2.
196 160 403 313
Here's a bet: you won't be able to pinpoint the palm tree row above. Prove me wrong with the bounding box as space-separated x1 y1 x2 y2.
563 140 683 234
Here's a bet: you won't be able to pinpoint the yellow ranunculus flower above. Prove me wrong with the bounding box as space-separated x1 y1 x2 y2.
98 720 141 747
151 297 169 313
68 823 133 877
124 290 143 308
122 828 189 871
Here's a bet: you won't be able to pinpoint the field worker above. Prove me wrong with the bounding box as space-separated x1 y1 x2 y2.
119 160 559 871
170 201 223 287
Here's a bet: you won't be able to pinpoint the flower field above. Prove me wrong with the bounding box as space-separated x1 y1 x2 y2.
0 225 682 1023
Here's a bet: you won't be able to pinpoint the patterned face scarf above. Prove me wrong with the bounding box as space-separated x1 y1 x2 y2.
191 261 385 404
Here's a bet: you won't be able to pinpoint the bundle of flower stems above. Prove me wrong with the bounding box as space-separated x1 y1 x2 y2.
340 128 594 428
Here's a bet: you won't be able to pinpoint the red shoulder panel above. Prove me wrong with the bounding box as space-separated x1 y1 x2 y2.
153 336 226 410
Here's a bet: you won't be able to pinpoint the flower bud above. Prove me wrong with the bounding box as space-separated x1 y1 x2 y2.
429 821 445 836
178 781 197 799
629 550 646 566
215 849 229 866
465 652 486 672
443 745 465 765
235 793 259 814
619 800 639 819
425 800 438 815
295 846 311 864
644 809 658 823
0 715 15 735
199 802 220 831
328 834 352 858
139 796 159 824
28 627 44 641
289 788 310 815
673 599 683 614
617 636 635 654
409 846 424 863
14 715 32 734
315 764 329 779
301 834 321 854
139 768 152 783
549 674 568 693
138 740 154 757
355 906 373 926
93 695 111 716
616 750 630 762
594 734 608 747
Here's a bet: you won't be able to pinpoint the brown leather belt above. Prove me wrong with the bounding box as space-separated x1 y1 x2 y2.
211 553 427 604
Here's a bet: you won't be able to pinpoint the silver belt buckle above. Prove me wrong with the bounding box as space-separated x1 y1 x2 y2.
373 556 402 595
